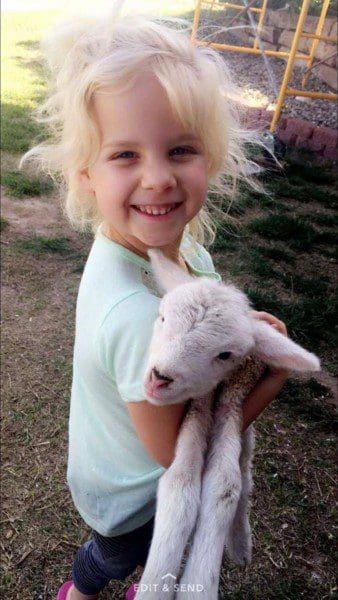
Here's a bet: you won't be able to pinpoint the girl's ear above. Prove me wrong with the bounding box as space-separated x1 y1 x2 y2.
147 248 194 294
77 168 94 193
252 319 320 372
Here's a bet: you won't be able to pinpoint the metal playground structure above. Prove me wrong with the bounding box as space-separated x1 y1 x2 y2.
191 0 338 132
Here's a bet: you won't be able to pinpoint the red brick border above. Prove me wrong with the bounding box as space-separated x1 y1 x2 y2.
241 107 338 162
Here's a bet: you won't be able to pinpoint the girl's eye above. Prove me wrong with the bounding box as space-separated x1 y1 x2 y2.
111 151 136 160
170 146 195 157
217 351 232 361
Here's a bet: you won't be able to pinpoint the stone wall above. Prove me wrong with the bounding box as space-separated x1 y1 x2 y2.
231 8 337 90
241 106 338 162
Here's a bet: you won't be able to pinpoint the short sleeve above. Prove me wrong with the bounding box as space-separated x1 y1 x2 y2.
197 244 217 273
181 234 220 279
196 243 220 277
95 291 161 402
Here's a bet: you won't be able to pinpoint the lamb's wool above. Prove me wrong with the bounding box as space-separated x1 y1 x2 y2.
134 250 320 600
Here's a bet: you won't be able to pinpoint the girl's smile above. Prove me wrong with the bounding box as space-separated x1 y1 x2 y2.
131 201 183 218
78 73 208 261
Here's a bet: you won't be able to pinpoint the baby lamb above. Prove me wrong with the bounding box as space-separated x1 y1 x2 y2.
135 249 320 600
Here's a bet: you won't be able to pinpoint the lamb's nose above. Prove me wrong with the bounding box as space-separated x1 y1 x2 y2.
150 367 174 390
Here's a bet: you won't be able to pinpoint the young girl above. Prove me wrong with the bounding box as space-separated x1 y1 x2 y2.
21 9 288 600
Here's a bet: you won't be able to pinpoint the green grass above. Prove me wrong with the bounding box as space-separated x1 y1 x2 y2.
280 272 329 296
1 11 59 154
244 287 337 351
255 245 296 264
259 178 337 208
15 235 73 255
320 245 338 260
310 213 338 228
315 229 338 245
2 171 53 197
236 247 279 279
210 148 337 367
0 216 9 231
279 378 337 434
284 160 336 185
247 214 318 251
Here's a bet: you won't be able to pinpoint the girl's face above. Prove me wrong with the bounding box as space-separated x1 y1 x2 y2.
79 73 208 259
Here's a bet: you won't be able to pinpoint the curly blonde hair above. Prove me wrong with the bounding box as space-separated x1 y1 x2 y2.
20 8 266 247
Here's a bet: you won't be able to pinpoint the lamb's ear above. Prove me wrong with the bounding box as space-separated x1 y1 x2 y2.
147 248 194 293
252 319 320 372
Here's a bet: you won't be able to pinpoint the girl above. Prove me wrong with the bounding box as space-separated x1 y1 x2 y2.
20 9 288 600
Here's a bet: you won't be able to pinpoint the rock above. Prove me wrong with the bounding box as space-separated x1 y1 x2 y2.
317 64 338 90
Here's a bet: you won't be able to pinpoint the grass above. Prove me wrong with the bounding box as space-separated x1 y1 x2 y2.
310 213 338 228
247 214 318 250
211 147 338 365
1 12 58 154
244 286 337 350
254 244 296 264
284 160 336 185
278 378 337 434
1 216 9 231
2 170 53 197
15 235 73 255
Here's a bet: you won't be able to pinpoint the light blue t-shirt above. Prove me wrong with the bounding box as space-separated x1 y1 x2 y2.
67 225 221 536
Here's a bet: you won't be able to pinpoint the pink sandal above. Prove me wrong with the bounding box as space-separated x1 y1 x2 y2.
125 583 138 600
56 581 73 600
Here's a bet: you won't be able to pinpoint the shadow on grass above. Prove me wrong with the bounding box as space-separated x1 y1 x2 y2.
245 287 337 352
278 378 337 434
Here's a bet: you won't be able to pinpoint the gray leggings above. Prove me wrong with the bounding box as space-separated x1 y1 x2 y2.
72 517 155 595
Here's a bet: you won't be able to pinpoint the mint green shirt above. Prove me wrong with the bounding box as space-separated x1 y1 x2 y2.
67 225 221 536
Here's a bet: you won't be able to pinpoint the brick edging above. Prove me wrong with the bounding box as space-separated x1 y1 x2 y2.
241 107 338 162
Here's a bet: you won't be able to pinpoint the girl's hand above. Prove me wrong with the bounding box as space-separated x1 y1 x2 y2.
241 311 289 431
251 310 289 379
251 310 287 336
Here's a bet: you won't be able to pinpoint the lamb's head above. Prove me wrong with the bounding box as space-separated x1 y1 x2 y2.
143 249 320 406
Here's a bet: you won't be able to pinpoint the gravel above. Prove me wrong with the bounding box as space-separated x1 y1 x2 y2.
225 47 337 130
198 21 337 131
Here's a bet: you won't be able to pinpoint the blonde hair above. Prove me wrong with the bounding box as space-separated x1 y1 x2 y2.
20 8 267 247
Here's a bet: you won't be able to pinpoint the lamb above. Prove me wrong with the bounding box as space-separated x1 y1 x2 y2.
135 249 320 600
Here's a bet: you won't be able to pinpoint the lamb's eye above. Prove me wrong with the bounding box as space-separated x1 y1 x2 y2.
217 351 232 360
159 315 165 323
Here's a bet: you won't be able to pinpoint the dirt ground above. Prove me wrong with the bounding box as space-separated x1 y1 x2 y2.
1 191 336 599
1 192 141 599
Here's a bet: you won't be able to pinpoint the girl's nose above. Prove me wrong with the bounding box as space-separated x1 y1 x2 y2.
141 160 177 192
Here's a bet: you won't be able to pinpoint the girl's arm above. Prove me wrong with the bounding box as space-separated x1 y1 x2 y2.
242 310 289 432
241 366 288 432
127 399 189 469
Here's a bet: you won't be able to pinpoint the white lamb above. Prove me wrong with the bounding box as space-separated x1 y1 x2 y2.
135 249 320 600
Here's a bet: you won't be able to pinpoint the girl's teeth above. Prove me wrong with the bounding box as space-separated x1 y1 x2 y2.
137 204 177 215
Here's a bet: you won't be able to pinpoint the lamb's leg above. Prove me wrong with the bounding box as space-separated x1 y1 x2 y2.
176 400 242 600
135 394 213 600
226 425 255 566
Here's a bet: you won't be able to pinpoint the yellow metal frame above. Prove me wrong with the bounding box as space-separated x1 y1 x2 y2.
270 0 338 130
191 0 338 132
